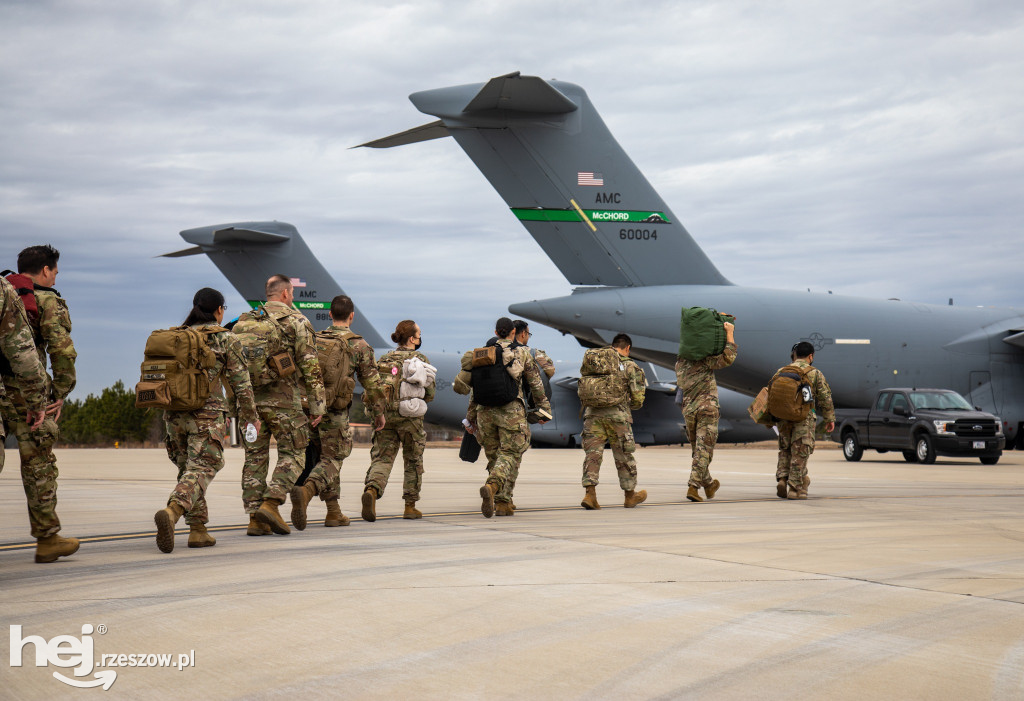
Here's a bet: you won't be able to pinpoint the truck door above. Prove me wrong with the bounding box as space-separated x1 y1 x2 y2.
867 391 891 446
879 392 912 448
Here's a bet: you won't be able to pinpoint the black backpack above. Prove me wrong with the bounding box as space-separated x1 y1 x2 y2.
470 339 521 407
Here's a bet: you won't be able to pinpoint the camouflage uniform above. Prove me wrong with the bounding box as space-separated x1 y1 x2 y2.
675 342 738 489
0 282 73 538
0 278 47 480
163 325 258 524
581 355 646 491
774 359 835 491
305 326 384 501
235 301 326 512
531 348 555 379
468 339 550 505
365 348 434 502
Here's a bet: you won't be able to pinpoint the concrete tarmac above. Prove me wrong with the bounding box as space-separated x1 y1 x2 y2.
2 445 1023 700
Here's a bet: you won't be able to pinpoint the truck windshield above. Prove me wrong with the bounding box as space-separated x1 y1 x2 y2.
909 391 974 411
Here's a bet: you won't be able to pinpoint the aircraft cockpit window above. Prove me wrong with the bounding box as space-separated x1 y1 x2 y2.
875 392 891 411
890 394 909 414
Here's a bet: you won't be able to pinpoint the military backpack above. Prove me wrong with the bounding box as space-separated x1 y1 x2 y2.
577 346 628 408
767 364 813 422
232 305 296 387
678 306 735 361
317 329 358 410
135 325 223 411
469 340 522 407
377 351 407 412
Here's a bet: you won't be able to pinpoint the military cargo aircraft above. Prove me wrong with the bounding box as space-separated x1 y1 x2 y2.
162 222 771 446
359 71 1024 450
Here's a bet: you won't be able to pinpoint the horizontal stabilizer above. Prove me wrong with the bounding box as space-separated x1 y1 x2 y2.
1004 330 1024 350
354 120 450 149
210 227 291 246
463 71 577 114
158 245 205 258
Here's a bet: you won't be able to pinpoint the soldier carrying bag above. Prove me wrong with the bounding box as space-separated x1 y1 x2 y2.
678 306 735 361
135 326 222 411
317 329 358 410
577 346 629 409
767 365 813 422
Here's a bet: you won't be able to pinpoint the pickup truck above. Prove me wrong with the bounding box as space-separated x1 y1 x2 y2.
832 388 1005 465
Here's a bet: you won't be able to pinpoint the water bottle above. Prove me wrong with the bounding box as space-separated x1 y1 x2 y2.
244 423 258 443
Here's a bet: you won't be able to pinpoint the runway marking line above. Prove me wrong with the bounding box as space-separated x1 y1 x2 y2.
2 492 1021 551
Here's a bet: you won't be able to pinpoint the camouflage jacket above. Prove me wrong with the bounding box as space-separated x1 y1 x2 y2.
675 341 738 415
32 287 77 402
322 325 386 418
378 347 435 419
772 358 835 423
235 301 326 415
584 356 646 423
531 347 555 379
172 323 258 424
0 277 47 414
467 338 551 424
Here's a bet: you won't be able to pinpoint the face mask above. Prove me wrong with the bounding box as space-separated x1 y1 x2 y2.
413 338 422 350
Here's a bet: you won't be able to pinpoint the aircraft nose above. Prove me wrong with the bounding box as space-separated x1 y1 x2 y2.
508 299 551 325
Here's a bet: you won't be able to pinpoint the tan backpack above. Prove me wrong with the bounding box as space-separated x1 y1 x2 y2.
135 326 222 411
767 364 813 422
232 305 296 387
317 329 358 410
577 346 628 408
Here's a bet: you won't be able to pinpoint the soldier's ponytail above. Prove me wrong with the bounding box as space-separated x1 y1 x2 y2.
183 287 225 326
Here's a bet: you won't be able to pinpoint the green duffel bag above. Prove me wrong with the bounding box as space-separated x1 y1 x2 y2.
677 306 735 360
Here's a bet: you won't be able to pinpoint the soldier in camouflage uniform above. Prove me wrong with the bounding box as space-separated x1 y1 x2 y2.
291 295 385 530
514 320 556 380
234 274 326 535
154 288 259 553
580 333 648 510
0 275 56 561
468 317 550 518
0 246 80 563
675 321 736 502
360 320 434 521
773 341 835 500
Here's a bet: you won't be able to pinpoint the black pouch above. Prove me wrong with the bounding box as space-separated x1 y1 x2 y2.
459 430 482 463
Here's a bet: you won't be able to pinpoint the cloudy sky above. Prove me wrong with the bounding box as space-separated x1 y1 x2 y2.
2 0 1022 397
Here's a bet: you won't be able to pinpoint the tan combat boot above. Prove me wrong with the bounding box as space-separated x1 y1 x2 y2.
154 502 187 553
289 481 318 531
403 501 423 519
324 499 350 527
255 498 290 534
776 480 788 499
361 486 378 522
35 533 80 563
479 482 497 518
704 479 721 500
247 516 271 536
686 486 703 502
495 502 514 517
787 484 807 500
580 485 601 510
187 523 216 548
624 489 648 508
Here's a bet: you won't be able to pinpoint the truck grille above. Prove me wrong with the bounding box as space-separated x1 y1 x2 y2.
953 419 997 438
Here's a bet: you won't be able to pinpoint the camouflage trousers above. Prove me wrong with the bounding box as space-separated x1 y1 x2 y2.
685 408 720 489
477 403 530 504
164 410 227 525
776 416 816 490
306 409 352 502
241 405 310 513
2 409 62 539
365 414 425 502
581 416 637 491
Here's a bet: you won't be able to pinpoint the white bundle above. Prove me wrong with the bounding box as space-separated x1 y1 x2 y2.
400 381 425 400
398 397 428 418
402 357 437 387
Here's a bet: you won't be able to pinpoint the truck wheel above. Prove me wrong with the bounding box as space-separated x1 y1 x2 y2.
915 434 936 464
842 432 863 462
980 455 1000 465
902 450 918 463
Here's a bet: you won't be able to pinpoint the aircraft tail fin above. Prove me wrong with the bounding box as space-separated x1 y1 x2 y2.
361 72 729 288
172 221 388 347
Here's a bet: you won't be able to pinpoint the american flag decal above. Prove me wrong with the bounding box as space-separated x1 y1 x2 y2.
577 172 604 186
290 277 307 288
